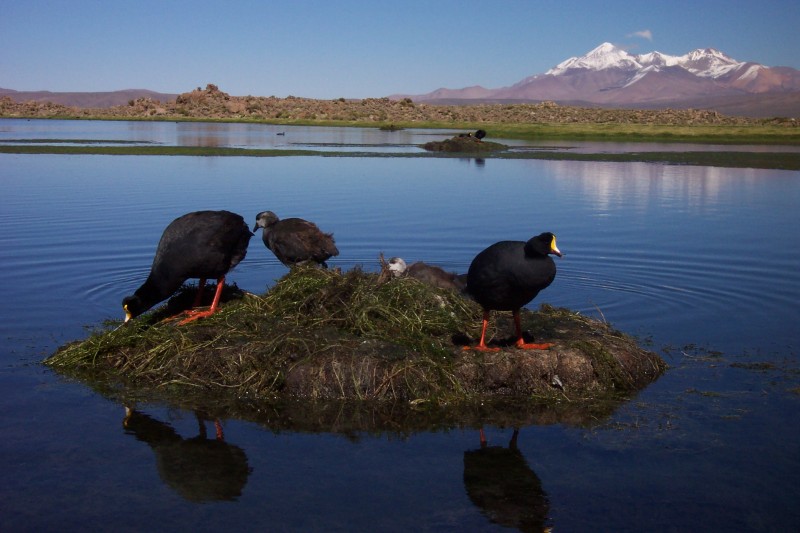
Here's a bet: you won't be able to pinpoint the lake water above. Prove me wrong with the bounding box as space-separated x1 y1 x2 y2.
1 119 799 531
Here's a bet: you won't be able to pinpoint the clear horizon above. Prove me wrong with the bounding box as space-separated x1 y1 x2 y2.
2 0 798 99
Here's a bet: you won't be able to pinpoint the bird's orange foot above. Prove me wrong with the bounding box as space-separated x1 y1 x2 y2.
176 308 216 325
462 344 502 352
515 340 554 350
159 312 187 324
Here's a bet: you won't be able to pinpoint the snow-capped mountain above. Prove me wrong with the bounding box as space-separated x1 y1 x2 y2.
392 43 800 116
546 42 646 75
544 43 743 78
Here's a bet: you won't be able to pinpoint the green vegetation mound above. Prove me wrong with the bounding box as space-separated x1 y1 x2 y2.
423 135 507 153
46 267 665 403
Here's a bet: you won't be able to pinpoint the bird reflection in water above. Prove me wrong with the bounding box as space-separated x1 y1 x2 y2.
123 407 251 502
463 429 550 532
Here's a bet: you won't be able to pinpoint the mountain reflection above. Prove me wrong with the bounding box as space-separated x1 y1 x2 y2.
464 429 550 532
122 407 251 502
543 158 765 213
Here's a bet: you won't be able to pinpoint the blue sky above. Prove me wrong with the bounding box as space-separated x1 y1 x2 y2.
2 0 798 99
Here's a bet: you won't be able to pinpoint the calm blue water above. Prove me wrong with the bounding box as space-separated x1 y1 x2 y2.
1 119 799 531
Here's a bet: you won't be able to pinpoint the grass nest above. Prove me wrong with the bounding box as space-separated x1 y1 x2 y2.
46 266 666 404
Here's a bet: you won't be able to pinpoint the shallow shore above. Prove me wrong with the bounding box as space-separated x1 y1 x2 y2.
2 138 798 170
2 83 798 146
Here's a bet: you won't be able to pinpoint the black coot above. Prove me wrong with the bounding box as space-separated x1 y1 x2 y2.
122 210 252 324
465 232 561 350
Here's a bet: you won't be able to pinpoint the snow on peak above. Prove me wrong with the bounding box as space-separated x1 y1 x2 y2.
685 47 729 61
545 43 746 79
622 65 662 88
677 48 742 77
546 42 641 75
736 63 765 82
637 51 681 68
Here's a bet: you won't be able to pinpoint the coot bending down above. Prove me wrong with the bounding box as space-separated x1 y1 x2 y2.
122 210 252 325
253 211 339 268
387 257 467 291
465 232 562 351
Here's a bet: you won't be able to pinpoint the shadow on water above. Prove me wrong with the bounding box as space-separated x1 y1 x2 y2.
464 428 549 533
122 407 251 502
107 384 608 529
66 363 630 527
114 389 565 529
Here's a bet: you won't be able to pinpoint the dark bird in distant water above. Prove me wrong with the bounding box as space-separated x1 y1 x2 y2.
122 210 252 325
253 210 339 268
474 129 487 140
464 232 561 351
387 257 467 291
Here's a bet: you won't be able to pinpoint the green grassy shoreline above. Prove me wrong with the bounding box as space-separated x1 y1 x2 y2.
1 142 798 170
4 114 799 144
2 114 799 169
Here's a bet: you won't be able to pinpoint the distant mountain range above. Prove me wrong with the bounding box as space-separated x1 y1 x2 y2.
2 43 799 117
0 88 177 108
390 43 800 117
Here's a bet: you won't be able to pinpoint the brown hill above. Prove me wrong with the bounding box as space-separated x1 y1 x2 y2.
1 83 796 127
0 87 178 108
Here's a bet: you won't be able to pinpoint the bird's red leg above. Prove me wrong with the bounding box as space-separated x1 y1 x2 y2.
464 311 501 351
161 278 209 324
513 310 553 350
208 276 225 313
214 419 225 441
177 276 226 325
192 278 207 308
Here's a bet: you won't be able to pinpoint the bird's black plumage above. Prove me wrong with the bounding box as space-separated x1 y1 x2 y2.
122 210 252 322
253 210 339 268
465 232 561 350
474 129 487 140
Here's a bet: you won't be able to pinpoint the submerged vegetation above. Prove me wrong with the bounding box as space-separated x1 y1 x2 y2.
47 267 666 406
2 141 797 169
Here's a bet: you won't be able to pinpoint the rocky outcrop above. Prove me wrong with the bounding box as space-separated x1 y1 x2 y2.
3 83 795 127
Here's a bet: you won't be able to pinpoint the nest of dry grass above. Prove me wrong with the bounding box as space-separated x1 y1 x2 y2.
46 267 665 403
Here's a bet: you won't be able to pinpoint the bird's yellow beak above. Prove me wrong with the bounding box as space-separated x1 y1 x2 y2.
551 235 562 257
124 304 132 323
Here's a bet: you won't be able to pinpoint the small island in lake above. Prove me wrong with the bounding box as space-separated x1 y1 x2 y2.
422 130 508 153
46 266 666 404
